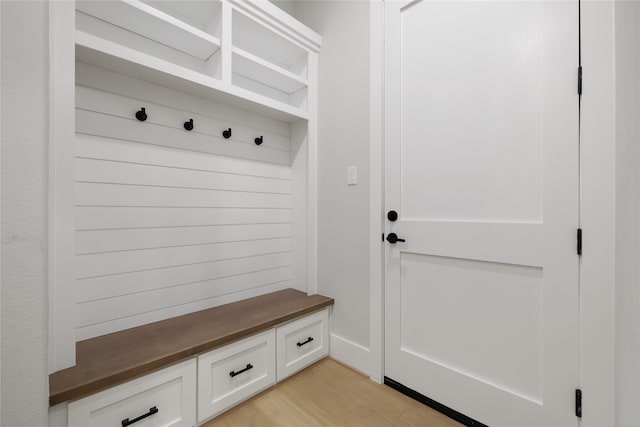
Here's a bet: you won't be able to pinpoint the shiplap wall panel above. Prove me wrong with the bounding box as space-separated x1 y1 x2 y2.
76 135 291 180
76 207 291 230
76 238 291 279
77 85 291 151
76 223 291 254
76 252 292 301
76 109 290 165
77 266 293 325
74 64 293 340
75 183 290 208
76 281 291 340
76 157 291 194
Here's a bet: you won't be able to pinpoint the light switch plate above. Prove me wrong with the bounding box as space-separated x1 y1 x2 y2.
347 166 357 185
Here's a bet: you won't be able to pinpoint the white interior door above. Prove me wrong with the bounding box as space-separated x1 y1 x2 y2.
384 1 580 426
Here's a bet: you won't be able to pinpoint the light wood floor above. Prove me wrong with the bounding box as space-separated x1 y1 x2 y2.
204 358 463 426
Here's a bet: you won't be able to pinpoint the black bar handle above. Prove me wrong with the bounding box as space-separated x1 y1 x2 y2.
297 337 314 347
386 233 405 244
229 363 253 378
121 406 158 427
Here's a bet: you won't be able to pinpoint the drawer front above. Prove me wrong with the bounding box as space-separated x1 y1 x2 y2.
197 329 276 422
67 358 196 427
276 308 329 381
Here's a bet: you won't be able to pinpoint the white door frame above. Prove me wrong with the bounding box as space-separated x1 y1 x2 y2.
368 1 616 425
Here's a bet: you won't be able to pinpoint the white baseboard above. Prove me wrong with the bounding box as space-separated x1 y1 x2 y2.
330 333 370 376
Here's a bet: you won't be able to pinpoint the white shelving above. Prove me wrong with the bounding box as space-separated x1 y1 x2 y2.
233 47 307 95
74 0 319 121
76 31 309 122
231 8 308 77
141 0 223 38
77 0 220 60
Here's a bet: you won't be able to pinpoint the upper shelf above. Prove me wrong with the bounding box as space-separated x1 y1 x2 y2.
76 0 221 61
232 7 309 78
233 47 308 95
75 0 320 122
76 31 310 123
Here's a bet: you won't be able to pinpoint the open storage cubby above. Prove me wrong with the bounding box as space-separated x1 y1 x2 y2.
76 0 223 79
231 8 309 109
73 0 319 118
49 0 321 374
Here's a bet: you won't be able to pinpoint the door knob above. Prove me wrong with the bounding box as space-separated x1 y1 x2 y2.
387 210 398 221
386 233 405 244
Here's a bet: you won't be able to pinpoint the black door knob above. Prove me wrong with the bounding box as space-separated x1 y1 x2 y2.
387 210 398 221
386 233 405 244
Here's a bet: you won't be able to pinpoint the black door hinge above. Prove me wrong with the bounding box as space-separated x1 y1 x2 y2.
575 389 582 418
577 228 583 256
578 66 583 96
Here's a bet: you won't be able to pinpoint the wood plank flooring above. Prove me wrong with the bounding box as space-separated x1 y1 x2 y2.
204 358 463 426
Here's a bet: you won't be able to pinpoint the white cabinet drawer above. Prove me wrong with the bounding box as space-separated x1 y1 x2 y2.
197 329 276 422
276 308 329 381
67 358 196 427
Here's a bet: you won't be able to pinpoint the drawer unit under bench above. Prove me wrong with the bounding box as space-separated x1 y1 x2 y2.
276 308 329 381
67 359 196 427
50 289 334 427
198 329 276 423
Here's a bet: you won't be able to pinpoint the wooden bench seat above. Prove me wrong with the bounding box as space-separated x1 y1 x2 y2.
49 289 334 406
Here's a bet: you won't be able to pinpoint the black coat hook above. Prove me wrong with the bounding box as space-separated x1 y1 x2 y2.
222 128 232 139
135 107 147 122
254 136 263 145
184 118 194 131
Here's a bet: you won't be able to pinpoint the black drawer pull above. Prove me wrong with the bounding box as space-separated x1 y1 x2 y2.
229 363 253 378
121 406 158 427
297 337 314 347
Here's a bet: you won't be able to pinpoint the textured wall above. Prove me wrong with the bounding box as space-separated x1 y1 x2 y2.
1 1 50 426
293 1 371 351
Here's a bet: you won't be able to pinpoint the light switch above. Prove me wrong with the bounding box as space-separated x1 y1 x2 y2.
347 166 357 185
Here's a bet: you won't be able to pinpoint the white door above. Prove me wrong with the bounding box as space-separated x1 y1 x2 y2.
384 1 579 426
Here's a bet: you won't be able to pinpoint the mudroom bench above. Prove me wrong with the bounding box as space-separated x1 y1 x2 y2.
49 289 333 426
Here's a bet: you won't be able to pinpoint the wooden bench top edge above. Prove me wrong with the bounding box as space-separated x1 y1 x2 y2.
49 289 333 406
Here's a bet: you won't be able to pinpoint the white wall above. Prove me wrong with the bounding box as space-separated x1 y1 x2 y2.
1 1 50 426
615 2 640 426
292 1 372 368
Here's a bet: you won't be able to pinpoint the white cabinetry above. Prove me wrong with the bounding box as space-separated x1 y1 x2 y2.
197 330 276 422
276 308 329 381
49 0 320 372
62 310 329 427
68 359 197 427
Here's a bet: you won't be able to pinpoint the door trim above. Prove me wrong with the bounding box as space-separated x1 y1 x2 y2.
369 1 617 425
368 0 385 384
578 1 616 426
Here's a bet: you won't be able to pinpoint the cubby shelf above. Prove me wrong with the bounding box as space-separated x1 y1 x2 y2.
76 0 221 61
233 46 308 95
76 31 310 123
